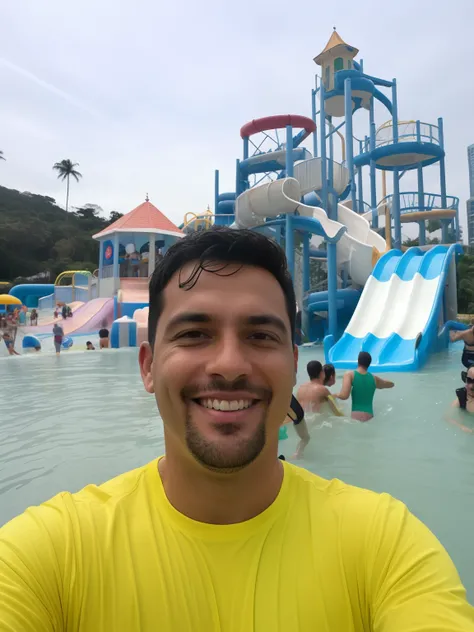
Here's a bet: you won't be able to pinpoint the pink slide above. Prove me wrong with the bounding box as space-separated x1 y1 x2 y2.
27 298 114 335
119 278 149 303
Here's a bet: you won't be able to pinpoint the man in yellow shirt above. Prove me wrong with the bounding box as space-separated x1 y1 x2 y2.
1 227 473 631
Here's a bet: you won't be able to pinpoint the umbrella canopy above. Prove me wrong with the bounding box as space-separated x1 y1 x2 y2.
0 294 22 305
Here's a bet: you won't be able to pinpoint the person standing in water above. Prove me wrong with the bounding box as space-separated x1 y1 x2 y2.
53 322 64 356
290 361 343 459
453 366 474 413
2 332 20 356
450 323 474 368
336 351 394 421
297 361 342 416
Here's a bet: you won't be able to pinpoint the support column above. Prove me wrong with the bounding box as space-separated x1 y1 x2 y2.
98 240 104 279
369 96 378 228
320 83 328 211
243 137 249 160
327 242 337 338
417 164 425 246
285 124 295 279
328 116 335 219
311 85 318 157
302 233 310 342
392 169 401 249
302 233 310 294
148 233 156 277
438 117 450 242
358 140 364 214
235 159 241 197
214 169 219 219
344 78 357 213
418 222 426 246
113 233 119 280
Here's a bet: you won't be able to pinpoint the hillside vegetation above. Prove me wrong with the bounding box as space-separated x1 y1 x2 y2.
0 185 121 282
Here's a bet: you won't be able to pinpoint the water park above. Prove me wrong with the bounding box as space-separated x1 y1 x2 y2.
1 31 474 602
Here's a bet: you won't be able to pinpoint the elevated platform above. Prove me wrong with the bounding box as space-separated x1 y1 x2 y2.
375 192 458 224
354 120 445 171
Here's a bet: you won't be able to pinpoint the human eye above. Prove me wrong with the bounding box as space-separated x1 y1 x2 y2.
248 331 280 343
173 330 210 343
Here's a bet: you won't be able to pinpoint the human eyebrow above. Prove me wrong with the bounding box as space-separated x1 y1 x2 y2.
165 312 212 332
246 315 288 335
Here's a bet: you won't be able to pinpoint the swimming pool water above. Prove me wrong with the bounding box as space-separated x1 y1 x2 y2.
1 343 474 600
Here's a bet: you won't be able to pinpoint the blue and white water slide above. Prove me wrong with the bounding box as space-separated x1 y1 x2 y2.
328 244 463 372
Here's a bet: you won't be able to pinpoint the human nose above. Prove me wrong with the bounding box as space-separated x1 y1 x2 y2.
205 332 252 382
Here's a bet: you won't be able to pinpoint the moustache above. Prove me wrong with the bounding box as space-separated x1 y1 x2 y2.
181 377 272 402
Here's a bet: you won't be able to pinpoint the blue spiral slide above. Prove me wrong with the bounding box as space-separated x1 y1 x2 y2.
327 245 462 372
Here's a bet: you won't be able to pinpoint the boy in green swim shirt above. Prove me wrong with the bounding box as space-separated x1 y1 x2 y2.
336 351 394 421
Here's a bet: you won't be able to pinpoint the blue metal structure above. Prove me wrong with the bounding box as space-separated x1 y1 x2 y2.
190 30 461 369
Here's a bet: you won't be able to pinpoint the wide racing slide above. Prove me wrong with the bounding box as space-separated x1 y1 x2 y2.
328 245 461 371
30 298 114 335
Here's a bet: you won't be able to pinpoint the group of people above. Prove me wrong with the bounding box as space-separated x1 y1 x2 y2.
54 304 73 320
288 351 395 458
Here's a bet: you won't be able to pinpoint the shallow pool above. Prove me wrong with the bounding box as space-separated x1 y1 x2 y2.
1 343 474 600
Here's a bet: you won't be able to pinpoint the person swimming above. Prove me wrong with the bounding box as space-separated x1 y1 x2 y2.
336 351 394 421
450 323 474 368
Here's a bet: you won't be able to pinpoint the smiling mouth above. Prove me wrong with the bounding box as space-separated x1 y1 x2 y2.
193 398 260 411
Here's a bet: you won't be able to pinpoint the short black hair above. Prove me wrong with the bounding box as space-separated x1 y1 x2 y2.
148 227 296 348
323 363 335 384
307 360 322 380
358 351 372 369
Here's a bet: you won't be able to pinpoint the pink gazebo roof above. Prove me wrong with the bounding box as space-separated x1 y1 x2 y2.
93 199 184 240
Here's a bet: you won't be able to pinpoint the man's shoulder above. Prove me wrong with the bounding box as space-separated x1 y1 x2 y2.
285 462 402 522
1 459 158 539
74 459 157 507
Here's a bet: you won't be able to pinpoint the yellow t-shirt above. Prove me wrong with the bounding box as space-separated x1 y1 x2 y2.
0 459 473 631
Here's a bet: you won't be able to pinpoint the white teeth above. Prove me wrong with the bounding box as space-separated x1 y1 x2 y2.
199 399 253 411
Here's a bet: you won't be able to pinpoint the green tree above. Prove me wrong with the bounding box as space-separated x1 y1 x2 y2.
427 219 441 233
109 211 123 223
53 159 82 212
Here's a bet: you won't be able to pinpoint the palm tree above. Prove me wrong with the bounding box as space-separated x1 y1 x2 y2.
53 159 82 212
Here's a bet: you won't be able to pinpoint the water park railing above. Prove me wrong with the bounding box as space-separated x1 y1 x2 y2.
378 192 459 214
362 120 440 152
38 294 54 310
183 214 235 231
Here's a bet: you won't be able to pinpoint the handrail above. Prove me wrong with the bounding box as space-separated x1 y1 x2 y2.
377 192 459 213
183 209 213 229
54 270 92 286
361 119 440 153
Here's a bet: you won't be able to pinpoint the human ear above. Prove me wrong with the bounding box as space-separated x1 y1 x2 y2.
139 342 155 393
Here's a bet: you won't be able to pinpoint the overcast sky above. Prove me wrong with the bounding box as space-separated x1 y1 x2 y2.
1 0 473 239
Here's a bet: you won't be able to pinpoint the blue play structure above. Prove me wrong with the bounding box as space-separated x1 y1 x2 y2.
9 284 55 308
328 244 463 371
182 30 461 372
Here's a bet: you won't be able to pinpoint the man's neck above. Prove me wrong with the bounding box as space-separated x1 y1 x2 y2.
158 449 284 525
357 366 367 374
310 377 324 385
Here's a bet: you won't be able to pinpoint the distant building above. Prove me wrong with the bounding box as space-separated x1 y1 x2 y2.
468 145 474 245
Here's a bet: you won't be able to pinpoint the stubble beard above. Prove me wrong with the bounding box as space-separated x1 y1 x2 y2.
185 415 267 472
